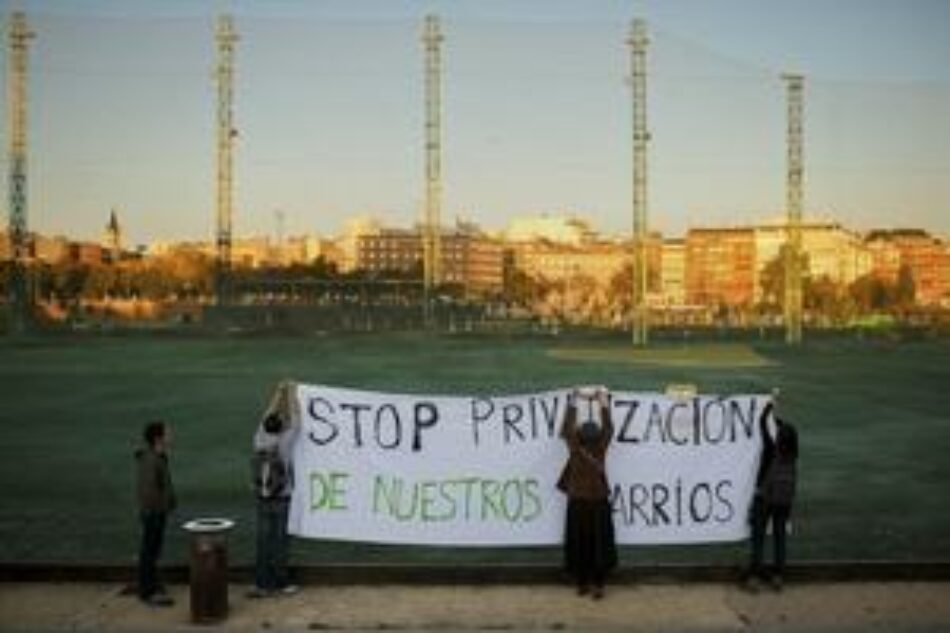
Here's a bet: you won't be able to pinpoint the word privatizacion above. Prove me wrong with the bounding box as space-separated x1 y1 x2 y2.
303 394 764 451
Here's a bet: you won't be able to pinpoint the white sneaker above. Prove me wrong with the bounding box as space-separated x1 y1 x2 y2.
279 584 300 596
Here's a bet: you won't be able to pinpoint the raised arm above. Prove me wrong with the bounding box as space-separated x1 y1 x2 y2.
759 401 775 452
755 400 776 488
600 393 614 451
559 391 578 448
280 380 301 428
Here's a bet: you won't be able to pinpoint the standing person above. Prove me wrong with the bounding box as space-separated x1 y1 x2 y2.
249 382 300 598
557 386 617 600
746 402 799 591
135 421 176 607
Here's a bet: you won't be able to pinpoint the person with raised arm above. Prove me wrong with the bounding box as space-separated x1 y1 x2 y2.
745 400 799 592
249 381 301 598
557 386 617 600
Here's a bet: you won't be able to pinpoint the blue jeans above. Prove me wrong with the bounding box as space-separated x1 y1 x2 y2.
138 510 167 599
255 497 291 591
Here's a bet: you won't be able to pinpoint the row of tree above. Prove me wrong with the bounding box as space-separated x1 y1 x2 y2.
0 254 380 304
756 249 917 317
1 252 215 302
0 249 923 325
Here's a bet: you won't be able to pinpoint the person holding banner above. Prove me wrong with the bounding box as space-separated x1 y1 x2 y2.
249 381 300 598
557 386 617 600
746 402 799 592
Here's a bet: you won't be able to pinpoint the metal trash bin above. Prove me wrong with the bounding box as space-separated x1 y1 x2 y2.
182 518 235 624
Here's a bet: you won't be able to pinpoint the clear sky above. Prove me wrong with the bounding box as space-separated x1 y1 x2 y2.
2 0 949 246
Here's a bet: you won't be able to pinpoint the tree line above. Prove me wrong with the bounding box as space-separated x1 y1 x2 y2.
0 247 924 325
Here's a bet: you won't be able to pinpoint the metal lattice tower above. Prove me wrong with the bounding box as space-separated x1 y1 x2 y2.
783 74 804 345
422 14 443 321
6 11 35 333
214 14 238 305
627 19 650 346
274 208 285 265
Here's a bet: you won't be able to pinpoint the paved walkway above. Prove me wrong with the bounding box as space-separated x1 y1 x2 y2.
1 582 949 632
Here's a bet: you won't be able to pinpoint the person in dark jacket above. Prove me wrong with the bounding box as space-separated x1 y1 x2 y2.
558 386 617 599
135 421 176 607
746 402 799 592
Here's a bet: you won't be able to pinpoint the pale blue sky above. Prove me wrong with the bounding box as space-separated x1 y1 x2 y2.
2 0 949 245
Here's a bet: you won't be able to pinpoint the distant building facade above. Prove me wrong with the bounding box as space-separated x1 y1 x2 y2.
660 239 686 307
349 222 504 295
504 215 597 246
752 221 872 303
508 240 629 285
10 211 948 312
866 229 949 306
69 241 106 265
34 234 71 263
685 227 756 308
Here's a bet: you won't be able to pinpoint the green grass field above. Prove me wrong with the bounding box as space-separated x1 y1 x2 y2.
1 332 948 566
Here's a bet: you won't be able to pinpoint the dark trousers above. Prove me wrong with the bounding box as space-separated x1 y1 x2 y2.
749 497 790 578
255 497 291 591
138 510 167 599
564 498 617 588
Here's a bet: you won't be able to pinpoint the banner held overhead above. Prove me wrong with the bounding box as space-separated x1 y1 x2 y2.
284 384 770 546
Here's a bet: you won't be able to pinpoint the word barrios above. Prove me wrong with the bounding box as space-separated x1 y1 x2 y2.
611 478 736 528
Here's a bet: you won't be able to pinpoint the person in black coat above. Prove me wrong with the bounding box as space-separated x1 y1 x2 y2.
557 386 617 599
745 401 799 592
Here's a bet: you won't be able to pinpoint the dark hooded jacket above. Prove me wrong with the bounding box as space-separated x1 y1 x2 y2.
135 446 176 513
762 423 798 507
557 401 614 500
754 403 798 508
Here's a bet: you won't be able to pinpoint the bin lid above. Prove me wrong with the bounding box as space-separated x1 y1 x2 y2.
182 518 235 533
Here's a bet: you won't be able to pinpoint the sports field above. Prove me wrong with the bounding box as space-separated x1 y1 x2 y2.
0 332 948 565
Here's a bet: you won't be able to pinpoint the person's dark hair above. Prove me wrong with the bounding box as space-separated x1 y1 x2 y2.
263 413 284 435
578 420 602 447
776 420 798 459
143 421 166 448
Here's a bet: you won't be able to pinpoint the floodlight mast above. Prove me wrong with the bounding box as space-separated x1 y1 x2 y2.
628 18 650 346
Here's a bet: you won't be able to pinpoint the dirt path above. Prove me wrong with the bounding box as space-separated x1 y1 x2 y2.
1 582 949 632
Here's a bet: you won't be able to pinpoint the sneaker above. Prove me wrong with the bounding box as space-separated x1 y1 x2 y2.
279 584 300 596
742 576 762 594
770 574 784 592
246 587 274 599
591 586 605 600
142 594 174 607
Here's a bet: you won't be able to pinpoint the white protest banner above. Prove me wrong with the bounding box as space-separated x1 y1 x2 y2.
287 384 770 546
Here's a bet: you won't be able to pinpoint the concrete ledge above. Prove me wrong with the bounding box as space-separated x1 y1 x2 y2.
2 561 950 584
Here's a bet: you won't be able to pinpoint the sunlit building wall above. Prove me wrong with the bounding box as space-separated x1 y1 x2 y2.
685 228 756 308
660 239 686 307
866 229 949 306
753 221 872 303
504 215 597 247
352 224 504 294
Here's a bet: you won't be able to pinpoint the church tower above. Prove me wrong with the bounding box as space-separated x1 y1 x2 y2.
103 207 122 262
